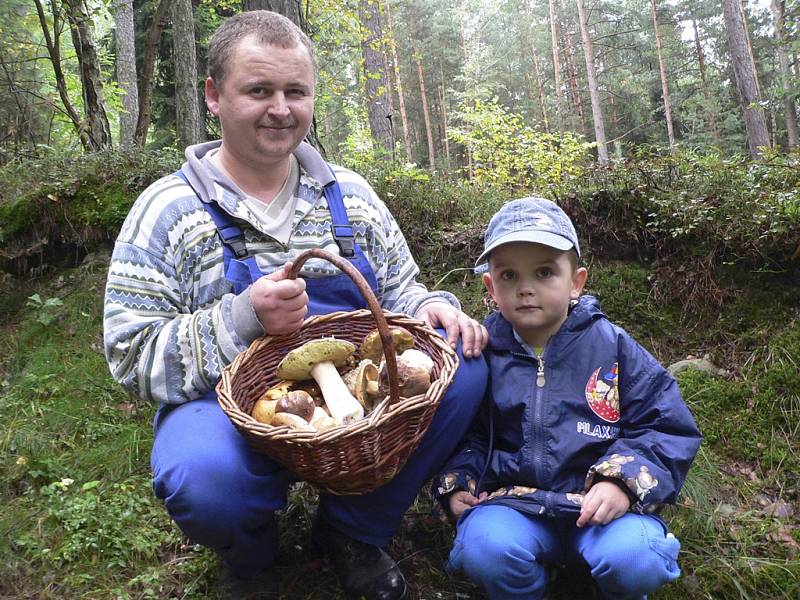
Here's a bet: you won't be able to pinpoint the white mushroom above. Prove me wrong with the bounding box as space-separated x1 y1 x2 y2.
276 338 364 425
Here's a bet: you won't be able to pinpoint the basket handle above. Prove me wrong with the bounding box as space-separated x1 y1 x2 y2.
288 248 400 404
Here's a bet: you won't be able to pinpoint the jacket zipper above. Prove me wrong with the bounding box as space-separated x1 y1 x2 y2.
532 353 546 485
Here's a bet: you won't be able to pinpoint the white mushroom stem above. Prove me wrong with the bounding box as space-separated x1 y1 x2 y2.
310 360 365 425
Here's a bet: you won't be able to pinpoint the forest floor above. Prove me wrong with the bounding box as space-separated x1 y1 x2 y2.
1 242 798 599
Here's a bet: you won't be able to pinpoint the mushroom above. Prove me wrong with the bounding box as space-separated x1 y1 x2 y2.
275 390 316 422
252 398 279 424
259 380 294 402
399 348 435 373
359 326 415 364
276 338 364 425
310 406 338 432
342 359 381 410
270 412 315 431
379 348 434 399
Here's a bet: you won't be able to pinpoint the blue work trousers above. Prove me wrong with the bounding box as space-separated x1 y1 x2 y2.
151 337 487 576
448 504 681 600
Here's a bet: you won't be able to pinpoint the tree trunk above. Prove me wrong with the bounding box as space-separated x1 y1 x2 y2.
243 0 305 29
722 0 770 154
560 0 585 134
770 0 798 148
135 0 170 147
691 17 720 144
528 40 550 133
650 0 675 150
439 62 450 165
114 0 138 148
385 1 412 161
66 0 113 150
409 9 435 170
548 0 564 131
172 0 204 148
600 50 623 159
575 0 608 165
33 0 84 143
358 0 393 156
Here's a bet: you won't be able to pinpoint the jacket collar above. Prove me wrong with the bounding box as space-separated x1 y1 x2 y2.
484 295 605 356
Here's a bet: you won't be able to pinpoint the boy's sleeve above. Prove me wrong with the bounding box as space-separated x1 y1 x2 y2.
583 333 702 514
432 391 492 510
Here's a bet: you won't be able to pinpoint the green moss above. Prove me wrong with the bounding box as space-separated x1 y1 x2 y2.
71 182 135 230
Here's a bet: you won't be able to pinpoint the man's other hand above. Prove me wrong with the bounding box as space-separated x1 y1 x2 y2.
414 302 488 359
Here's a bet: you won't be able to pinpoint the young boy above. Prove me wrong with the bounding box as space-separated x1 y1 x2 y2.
434 198 701 599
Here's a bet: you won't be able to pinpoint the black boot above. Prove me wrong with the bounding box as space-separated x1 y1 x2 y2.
312 519 409 600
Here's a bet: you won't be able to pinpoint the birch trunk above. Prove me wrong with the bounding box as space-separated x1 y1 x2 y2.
650 0 675 150
575 0 608 165
722 0 770 154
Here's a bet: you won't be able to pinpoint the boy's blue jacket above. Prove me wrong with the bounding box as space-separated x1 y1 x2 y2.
434 295 701 518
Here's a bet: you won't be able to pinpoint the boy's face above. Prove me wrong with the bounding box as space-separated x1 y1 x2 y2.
482 242 588 348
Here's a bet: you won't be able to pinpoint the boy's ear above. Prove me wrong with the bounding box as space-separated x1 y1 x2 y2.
482 272 495 298
571 267 588 299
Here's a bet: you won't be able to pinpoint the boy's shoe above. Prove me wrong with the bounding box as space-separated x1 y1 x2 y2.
311 518 409 600
218 563 279 600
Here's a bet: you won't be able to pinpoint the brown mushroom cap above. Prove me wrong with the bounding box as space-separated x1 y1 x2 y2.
379 355 432 399
275 390 316 422
359 327 415 364
276 338 356 380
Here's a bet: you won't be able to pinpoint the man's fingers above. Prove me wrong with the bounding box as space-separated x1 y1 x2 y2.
263 262 292 282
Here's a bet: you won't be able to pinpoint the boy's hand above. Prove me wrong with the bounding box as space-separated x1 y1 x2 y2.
414 302 488 358
576 481 631 527
448 490 488 518
250 263 308 336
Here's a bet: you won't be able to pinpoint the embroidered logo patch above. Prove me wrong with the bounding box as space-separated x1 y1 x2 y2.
585 363 620 422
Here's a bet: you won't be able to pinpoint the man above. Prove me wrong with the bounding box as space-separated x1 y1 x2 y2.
103 10 488 600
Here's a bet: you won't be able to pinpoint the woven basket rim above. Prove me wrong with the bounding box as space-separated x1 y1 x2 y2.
217 309 457 446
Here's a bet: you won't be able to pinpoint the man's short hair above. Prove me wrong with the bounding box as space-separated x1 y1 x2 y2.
207 10 317 89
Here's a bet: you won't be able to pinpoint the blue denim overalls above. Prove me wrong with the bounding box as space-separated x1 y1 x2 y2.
150 168 488 576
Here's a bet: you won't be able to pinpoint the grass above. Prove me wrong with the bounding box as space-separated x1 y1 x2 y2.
1 250 799 598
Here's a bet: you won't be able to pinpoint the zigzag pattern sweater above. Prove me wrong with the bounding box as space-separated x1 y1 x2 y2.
103 141 458 404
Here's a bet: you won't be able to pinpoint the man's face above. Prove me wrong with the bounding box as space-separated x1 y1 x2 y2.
205 37 315 170
482 242 587 348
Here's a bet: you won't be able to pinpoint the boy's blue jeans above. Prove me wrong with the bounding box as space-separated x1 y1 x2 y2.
150 340 487 577
448 504 681 600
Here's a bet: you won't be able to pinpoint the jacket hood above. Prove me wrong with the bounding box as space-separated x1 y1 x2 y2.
484 294 606 354
180 140 333 207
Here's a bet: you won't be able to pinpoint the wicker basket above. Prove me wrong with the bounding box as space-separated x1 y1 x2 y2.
217 248 458 495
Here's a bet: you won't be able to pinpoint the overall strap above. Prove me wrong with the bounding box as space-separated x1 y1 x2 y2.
323 167 356 258
174 169 248 259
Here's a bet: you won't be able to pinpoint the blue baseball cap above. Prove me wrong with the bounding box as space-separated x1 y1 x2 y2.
475 198 580 271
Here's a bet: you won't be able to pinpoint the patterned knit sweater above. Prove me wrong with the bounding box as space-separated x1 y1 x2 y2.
103 140 458 405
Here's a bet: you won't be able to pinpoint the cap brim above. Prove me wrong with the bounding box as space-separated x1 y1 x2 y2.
475 231 575 268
